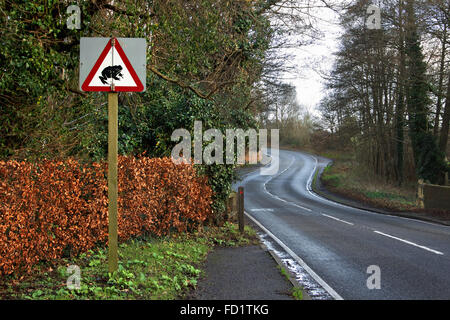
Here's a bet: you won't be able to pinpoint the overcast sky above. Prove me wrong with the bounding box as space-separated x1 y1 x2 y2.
278 5 343 117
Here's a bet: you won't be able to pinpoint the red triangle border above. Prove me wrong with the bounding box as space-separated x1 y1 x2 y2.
81 38 144 92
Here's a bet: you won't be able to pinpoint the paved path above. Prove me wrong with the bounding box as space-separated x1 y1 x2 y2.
190 245 294 300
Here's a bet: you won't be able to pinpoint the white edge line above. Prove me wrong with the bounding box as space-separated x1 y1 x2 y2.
322 214 354 226
245 210 344 300
305 154 449 229
263 155 312 212
373 230 444 255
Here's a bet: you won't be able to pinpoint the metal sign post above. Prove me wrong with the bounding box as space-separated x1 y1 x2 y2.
80 37 146 273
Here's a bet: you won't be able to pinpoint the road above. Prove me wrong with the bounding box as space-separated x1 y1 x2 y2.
234 149 450 300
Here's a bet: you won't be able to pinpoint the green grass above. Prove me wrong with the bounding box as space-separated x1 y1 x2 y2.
278 266 290 282
363 191 415 206
319 154 417 211
292 287 303 300
278 266 304 300
321 174 342 188
1 222 258 300
364 191 409 201
320 165 343 188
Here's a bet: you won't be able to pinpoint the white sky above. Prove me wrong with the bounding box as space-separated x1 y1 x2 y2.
278 6 343 117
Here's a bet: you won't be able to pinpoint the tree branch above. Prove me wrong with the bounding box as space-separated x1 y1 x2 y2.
101 3 154 19
148 65 234 99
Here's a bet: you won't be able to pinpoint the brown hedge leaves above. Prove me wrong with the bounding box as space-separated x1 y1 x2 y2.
0 156 212 276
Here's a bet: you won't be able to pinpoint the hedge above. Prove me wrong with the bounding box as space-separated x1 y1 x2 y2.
0 156 212 276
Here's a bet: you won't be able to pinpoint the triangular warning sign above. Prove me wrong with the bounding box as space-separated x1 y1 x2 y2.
81 38 144 92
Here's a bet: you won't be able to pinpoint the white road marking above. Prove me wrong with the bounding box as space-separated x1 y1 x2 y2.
241 150 446 301
250 208 274 212
245 211 344 300
305 156 352 211
373 230 444 255
262 155 312 212
306 154 448 228
322 214 354 226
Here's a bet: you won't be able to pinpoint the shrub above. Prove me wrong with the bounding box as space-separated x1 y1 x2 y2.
0 156 212 276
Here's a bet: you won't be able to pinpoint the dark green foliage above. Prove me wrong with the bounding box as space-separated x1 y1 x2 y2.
0 0 272 220
414 133 447 183
405 0 447 183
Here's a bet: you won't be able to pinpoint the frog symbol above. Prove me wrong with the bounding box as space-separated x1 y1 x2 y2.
99 65 123 84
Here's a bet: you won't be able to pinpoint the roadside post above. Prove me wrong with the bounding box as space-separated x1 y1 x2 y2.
80 37 146 273
226 191 237 221
417 179 424 209
238 186 244 233
107 91 118 272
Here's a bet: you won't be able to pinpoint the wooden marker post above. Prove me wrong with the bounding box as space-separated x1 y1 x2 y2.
79 37 146 274
417 179 424 209
238 186 244 234
108 91 119 273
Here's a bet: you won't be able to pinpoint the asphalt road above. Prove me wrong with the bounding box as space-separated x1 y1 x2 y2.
234 149 450 300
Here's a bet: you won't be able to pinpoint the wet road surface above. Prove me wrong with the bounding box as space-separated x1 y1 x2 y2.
234 149 450 300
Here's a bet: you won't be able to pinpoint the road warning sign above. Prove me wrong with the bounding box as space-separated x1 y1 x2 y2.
80 37 146 92
78 37 146 273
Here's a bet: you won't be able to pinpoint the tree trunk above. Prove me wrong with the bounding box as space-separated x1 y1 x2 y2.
439 72 450 156
434 23 447 136
396 0 406 185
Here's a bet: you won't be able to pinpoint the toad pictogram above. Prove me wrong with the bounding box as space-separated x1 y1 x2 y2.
99 65 123 84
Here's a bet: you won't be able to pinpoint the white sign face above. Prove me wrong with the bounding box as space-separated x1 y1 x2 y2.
86 43 138 88
80 37 146 92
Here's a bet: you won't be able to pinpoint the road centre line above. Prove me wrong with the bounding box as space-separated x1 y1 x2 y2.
263 155 312 212
321 214 354 226
296 152 446 256
373 230 444 255
268 151 447 232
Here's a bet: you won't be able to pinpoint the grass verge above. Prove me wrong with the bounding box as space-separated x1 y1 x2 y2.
0 222 258 300
282 145 418 211
282 145 450 223
319 158 418 211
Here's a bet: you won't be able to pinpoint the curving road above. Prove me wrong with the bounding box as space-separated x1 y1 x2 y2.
234 149 450 300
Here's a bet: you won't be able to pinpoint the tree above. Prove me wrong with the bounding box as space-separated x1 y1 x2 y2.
405 0 446 183
438 71 450 157
318 0 449 184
